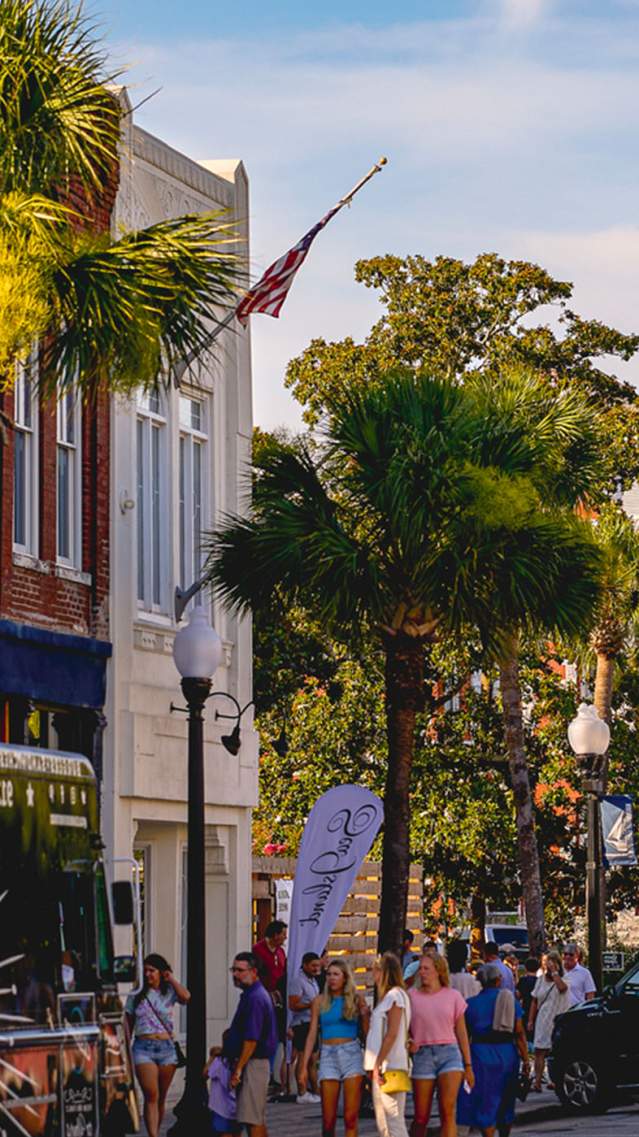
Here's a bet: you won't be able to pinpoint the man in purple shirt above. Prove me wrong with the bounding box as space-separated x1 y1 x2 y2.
227 952 277 1137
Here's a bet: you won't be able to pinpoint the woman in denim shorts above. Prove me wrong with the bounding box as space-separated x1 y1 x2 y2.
408 953 473 1137
298 958 369 1137
125 953 190 1137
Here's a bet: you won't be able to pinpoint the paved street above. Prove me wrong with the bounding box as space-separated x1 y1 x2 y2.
159 1086 639 1135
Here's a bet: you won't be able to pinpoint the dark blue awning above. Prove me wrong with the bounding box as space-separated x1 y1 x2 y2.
0 620 111 709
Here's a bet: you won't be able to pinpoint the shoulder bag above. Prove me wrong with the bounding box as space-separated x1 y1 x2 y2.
379 991 411 1095
141 994 187 1069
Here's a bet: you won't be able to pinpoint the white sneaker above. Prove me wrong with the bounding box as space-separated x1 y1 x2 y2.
308 1093 321 1103
296 1092 320 1104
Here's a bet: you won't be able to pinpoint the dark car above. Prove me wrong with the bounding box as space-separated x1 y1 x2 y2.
549 959 639 1112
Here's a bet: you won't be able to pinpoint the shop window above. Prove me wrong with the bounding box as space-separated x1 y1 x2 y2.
136 391 167 611
56 387 82 566
178 394 209 599
13 347 39 555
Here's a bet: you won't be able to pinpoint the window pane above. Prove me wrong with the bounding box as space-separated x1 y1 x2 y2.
14 431 26 546
23 374 32 429
179 436 186 589
137 418 145 602
151 424 161 606
191 401 201 432
57 448 70 559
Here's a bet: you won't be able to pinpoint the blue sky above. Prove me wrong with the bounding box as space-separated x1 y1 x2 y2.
96 0 639 428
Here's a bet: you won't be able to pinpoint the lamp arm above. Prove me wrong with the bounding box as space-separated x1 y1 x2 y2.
175 577 208 623
209 694 255 723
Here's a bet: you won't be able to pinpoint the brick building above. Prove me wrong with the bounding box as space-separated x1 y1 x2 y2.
0 169 117 772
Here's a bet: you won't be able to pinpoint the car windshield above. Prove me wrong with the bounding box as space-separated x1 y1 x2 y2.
619 965 639 995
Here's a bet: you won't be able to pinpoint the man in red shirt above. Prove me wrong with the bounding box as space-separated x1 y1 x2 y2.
253 920 287 995
253 920 288 1095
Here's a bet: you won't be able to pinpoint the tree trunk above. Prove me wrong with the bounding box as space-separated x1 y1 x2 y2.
594 652 614 725
500 636 545 958
378 634 425 954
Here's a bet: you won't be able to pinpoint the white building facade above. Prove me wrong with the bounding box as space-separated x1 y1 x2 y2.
103 92 257 1043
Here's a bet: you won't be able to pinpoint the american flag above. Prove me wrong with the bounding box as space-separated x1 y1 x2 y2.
235 204 342 326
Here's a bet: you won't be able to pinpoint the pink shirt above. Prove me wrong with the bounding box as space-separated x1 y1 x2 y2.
409 986 467 1046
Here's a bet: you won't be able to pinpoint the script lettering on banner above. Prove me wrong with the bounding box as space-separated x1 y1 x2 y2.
287 785 383 982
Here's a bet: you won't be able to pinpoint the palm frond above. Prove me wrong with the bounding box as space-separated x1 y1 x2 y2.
0 0 120 195
40 212 242 395
467 365 604 504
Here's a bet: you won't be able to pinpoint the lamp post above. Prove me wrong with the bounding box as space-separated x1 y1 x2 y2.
170 607 223 1136
567 702 610 992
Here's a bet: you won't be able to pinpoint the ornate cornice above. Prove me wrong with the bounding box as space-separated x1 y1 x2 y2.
132 126 236 209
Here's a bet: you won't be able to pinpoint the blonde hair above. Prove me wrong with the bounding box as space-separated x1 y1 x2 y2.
319 958 358 1020
375 952 405 999
544 949 564 977
414 951 450 989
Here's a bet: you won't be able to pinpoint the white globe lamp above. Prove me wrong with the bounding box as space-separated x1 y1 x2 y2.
172 607 223 680
567 703 610 757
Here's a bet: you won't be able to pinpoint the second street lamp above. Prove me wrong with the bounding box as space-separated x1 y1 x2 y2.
567 702 611 993
170 607 223 1136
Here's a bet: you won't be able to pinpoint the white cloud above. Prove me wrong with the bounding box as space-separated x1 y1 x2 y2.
499 0 550 28
111 10 639 427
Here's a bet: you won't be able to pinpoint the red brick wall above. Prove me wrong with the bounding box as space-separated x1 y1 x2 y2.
0 385 110 640
0 153 119 642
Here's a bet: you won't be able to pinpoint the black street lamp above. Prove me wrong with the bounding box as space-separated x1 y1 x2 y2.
169 607 223 1136
567 702 611 993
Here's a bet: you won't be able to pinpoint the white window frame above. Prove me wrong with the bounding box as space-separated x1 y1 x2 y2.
13 348 39 556
56 386 82 568
136 391 168 612
178 392 209 603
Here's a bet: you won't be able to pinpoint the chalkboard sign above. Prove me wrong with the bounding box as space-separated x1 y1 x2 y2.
602 950 625 971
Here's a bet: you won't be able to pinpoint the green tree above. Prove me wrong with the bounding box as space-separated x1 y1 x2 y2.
285 252 639 490
204 369 602 952
0 0 240 404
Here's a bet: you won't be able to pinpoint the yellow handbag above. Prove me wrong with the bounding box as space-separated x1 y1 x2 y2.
379 1069 411 1094
379 991 411 1094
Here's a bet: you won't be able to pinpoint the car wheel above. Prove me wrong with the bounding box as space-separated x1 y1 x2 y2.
556 1057 610 1113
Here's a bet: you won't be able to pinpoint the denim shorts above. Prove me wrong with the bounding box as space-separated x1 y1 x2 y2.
319 1040 364 1082
133 1037 177 1067
411 1043 464 1079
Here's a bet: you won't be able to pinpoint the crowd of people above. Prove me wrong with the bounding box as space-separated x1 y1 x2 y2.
124 925 596 1137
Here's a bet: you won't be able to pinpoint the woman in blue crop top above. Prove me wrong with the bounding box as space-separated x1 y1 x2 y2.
299 958 369 1137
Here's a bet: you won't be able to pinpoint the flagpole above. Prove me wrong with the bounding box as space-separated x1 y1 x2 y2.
334 156 388 211
172 156 388 383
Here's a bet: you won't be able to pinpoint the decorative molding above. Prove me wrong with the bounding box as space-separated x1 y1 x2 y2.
133 624 173 655
133 126 236 210
132 621 233 667
205 827 228 875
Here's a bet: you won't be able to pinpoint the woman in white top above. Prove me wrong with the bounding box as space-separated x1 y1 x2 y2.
528 950 570 1091
364 952 411 1137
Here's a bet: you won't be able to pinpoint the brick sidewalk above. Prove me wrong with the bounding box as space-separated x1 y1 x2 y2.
159 1084 560 1135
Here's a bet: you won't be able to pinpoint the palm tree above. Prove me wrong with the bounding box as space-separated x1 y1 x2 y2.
588 504 639 723
203 370 603 952
460 372 606 956
0 0 240 404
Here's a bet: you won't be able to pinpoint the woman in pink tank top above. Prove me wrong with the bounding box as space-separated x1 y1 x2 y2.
408 953 473 1137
